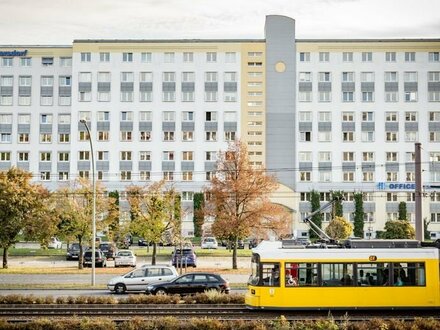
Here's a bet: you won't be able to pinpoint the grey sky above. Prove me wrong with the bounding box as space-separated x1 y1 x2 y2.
0 0 439 45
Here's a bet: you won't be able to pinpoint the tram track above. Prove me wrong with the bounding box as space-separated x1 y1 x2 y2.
0 304 439 322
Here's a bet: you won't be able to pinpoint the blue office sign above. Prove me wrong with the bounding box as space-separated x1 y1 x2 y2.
0 50 28 57
377 182 416 191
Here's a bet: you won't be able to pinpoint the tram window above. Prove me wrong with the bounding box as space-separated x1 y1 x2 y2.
248 256 260 285
357 263 389 286
285 263 318 287
262 263 280 287
395 262 425 286
321 263 354 286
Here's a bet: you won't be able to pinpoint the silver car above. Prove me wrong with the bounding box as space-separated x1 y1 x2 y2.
114 250 136 267
107 265 179 294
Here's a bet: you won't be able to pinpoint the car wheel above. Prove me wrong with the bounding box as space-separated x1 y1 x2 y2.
114 283 126 294
155 288 167 295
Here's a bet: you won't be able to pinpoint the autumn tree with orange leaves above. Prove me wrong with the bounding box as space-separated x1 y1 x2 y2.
204 141 290 269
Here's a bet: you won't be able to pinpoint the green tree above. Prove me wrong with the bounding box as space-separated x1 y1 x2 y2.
106 191 121 242
398 201 408 221
0 168 54 268
423 217 430 240
325 216 353 240
205 141 290 269
382 220 415 239
309 190 322 240
353 193 365 238
331 191 344 218
55 178 112 269
193 193 204 238
127 180 181 265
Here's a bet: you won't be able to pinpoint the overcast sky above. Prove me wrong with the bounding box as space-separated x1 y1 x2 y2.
0 0 439 45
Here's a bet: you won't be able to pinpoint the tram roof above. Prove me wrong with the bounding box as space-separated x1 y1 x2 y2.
252 241 439 261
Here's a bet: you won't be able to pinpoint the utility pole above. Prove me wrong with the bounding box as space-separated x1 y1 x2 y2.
415 142 423 242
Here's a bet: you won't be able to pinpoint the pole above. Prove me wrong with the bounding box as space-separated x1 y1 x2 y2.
415 142 423 242
80 119 96 286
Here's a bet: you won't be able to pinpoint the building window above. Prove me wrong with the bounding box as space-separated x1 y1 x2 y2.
98 131 109 141
299 172 311 182
163 171 174 181
183 52 193 62
122 52 133 62
163 131 175 141
342 131 354 142
40 152 51 161
343 172 355 182
18 133 29 143
182 131 194 141
343 152 354 162
99 52 110 62
342 52 353 62
386 172 398 182
342 72 354 82
120 131 132 141
319 52 329 62
40 172 51 181
40 133 52 143
385 52 396 62
299 52 310 62
120 171 131 181
205 131 217 141
362 52 372 62
140 171 150 181
163 151 174 161
139 151 151 161
429 52 440 62
224 131 236 141
119 151 131 161
41 57 53 66
342 112 355 122
342 92 354 102
361 131 375 142
0 152 11 161
386 132 398 142
140 131 151 141
80 53 91 62
298 91 312 102
299 131 311 142
182 172 193 181
164 52 175 63
141 52 152 63
206 52 217 62
362 172 375 182
20 57 32 66
405 52 416 62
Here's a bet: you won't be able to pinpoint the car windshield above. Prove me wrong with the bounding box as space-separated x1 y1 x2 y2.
204 238 215 243
70 244 80 250
118 251 132 257
100 244 109 250
85 251 101 257
174 249 193 255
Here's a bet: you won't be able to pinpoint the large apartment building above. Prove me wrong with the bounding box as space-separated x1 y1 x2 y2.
0 15 439 238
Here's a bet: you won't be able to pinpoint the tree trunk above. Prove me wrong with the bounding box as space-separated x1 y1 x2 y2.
232 241 238 270
2 246 8 269
78 237 83 270
152 242 157 265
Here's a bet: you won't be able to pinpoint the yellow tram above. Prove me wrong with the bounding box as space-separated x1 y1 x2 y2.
245 239 440 309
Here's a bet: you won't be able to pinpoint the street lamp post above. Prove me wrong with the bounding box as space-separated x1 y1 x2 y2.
80 119 96 286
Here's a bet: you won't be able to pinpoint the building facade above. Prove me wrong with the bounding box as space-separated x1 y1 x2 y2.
0 15 439 238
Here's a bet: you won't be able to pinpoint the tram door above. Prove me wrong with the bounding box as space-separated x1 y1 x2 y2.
261 263 280 301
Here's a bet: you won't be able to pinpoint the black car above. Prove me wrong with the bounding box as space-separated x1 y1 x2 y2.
66 243 85 260
138 238 149 246
99 242 118 259
83 249 107 268
145 272 230 295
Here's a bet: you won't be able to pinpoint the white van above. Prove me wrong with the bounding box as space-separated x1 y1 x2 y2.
107 265 178 294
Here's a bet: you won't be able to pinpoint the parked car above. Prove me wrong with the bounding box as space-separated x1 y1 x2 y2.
138 238 149 246
171 248 197 268
201 237 218 249
99 242 118 259
48 237 62 249
83 249 107 268
107 265 178 294
228 240 245 249
146 272 230 295
66 243 85 260
114 250 137 267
